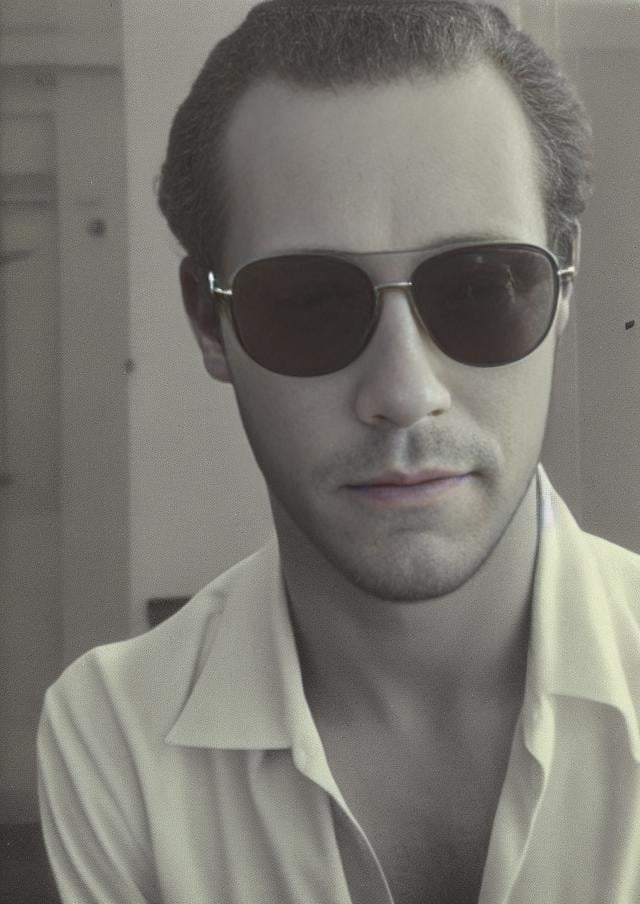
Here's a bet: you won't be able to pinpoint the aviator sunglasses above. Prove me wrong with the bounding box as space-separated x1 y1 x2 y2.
207 241 576 377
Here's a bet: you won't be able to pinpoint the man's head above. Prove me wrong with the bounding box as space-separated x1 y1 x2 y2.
157 1 594 603
158 0 592 282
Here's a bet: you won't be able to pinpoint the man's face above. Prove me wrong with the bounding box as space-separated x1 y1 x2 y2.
188 63 571 603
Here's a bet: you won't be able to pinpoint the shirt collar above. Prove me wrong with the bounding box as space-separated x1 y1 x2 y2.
165 532 302 749
165 463 640 763
164 527 347 804
524 463 640 761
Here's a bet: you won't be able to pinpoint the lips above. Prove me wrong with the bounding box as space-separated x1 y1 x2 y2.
350 469 469 487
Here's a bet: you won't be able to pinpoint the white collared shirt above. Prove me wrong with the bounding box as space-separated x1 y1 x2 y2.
38 463 640 903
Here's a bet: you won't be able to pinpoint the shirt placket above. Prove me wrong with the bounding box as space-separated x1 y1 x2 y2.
330 798 395 904
291 739 395 904
477 696 552 904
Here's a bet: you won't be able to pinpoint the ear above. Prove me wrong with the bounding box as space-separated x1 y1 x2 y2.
555 220 581 339
179 257 234 384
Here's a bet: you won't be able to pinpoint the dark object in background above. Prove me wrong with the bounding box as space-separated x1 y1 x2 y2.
147 596 191 628
0 822 60 904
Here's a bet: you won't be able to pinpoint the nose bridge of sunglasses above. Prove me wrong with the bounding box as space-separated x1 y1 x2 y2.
371 281 431 342
372 280 421 318
344 250 433 334
345 252 424 326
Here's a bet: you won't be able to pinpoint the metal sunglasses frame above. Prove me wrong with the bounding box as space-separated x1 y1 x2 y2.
205 239 577 371
207 239 577 302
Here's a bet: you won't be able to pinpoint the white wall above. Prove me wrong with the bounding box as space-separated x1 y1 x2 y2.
0 0 123 66
120 1 640 635
121 1 275 636
1 2 131 818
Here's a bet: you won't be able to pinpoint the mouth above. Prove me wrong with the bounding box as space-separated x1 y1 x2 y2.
346 473 474 507
348 469 472 488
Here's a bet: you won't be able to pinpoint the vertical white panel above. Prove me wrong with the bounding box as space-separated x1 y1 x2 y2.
55 68 131 664
122 0 273 637
0 98 61 821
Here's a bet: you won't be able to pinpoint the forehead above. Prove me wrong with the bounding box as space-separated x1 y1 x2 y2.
221 64 547 269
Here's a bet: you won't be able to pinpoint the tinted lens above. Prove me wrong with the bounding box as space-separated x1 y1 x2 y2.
232 255 374 376
412 245 558 367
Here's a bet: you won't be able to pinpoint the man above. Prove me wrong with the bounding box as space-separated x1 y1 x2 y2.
37 2 640 903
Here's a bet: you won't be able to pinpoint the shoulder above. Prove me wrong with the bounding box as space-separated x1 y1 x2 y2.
583 530 640 625
42 582 225 748
41 535 279 745
581 531 640 748
41 536 280 754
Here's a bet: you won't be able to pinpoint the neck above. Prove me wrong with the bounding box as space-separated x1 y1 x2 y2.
278 473 539 730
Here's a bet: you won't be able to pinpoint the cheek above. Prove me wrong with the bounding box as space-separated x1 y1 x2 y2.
458 345 555 461
229 358 332 482
490 354 555 455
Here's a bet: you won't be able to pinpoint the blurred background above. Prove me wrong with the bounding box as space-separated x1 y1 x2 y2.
1 1 639 900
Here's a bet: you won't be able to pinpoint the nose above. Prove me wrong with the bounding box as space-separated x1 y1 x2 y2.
353 285 453 427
